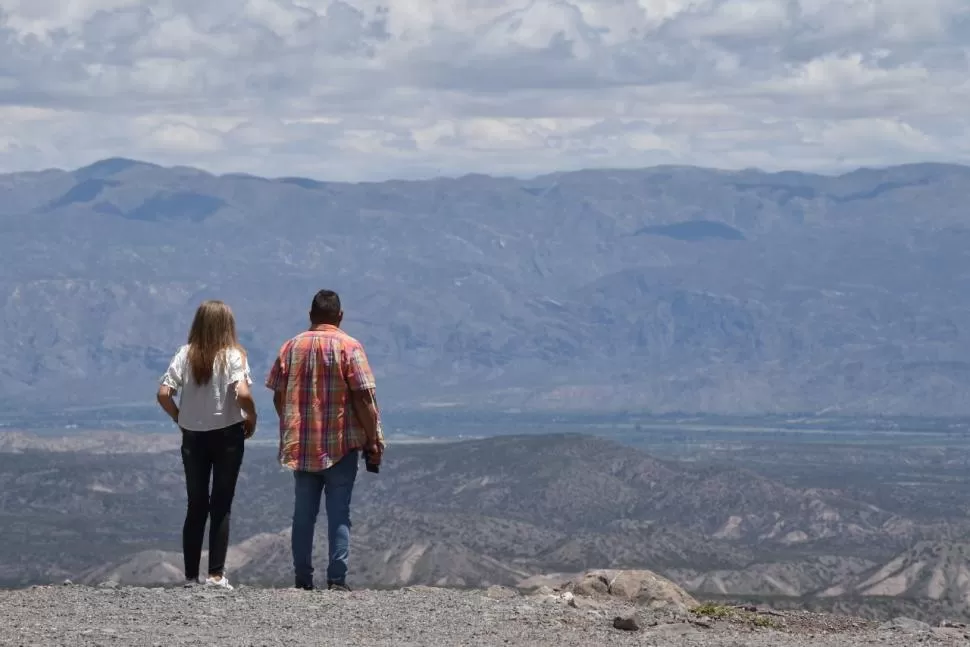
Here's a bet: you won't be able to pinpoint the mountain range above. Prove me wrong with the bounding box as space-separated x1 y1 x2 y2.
3 159 970 415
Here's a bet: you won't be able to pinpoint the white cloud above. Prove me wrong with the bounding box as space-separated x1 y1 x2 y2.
0 0 968 180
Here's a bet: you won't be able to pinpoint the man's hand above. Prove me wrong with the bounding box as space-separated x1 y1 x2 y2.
364 438 384 464
243 416 257 439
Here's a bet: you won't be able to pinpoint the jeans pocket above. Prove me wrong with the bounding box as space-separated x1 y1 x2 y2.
227 424 247 457
180 429 196 459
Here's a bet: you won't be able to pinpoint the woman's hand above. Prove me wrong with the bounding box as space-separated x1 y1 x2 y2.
243 416 257 439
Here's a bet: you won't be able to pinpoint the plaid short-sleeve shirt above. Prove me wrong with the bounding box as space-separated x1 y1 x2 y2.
265 326 380 472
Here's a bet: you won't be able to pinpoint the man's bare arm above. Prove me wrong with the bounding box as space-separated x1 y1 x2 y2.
350 389 383 445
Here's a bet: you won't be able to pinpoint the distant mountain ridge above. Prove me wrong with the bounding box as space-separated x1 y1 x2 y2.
3 159 970 414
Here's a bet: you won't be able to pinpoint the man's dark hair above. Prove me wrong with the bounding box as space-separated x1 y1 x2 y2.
310 290 341 324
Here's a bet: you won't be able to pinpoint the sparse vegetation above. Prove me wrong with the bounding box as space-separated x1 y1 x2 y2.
691 603 780 629
750 614 780 629
692 603 733 619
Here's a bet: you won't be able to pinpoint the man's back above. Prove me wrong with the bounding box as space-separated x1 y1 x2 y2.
266 325 376 472
266 289 383 591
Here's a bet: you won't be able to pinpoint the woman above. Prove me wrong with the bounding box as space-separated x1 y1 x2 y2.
156 300 257 590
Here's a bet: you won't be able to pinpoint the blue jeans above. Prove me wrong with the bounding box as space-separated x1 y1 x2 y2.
292 450 359 587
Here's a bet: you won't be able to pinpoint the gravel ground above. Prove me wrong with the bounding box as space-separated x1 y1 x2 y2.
0 584 967 647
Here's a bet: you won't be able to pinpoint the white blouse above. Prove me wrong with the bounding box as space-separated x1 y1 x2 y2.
160 345 253 432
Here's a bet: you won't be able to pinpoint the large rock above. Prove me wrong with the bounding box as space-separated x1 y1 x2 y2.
563 569 697 614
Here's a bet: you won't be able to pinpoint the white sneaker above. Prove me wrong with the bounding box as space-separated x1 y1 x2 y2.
204 575 234 591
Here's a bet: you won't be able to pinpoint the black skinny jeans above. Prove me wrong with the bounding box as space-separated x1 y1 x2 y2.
180 423 245 580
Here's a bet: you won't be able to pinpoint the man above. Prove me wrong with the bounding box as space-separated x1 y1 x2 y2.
265 289 384 591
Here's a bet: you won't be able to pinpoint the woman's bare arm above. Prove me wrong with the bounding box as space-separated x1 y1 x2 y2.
157 385 179 424
235 380 258 437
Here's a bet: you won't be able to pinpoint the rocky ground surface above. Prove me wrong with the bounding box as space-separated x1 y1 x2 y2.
2 583 969 646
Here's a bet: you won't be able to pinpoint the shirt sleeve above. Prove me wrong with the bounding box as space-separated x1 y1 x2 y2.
160 347 186 390
265 344 288 391
227 349 252 385
344 344 376 392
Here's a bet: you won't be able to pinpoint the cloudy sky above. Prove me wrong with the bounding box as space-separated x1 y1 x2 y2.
1 0 968 181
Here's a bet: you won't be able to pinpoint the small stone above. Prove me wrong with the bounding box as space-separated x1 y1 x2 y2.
613 613 641 632
692 618 713 629
405 585 438 596
879 617 932 634
572 595 614 615
652 623 699 636
62 580 73 586
485 586 518 600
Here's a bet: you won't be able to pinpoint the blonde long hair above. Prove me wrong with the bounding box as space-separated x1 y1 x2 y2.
186 300 243 385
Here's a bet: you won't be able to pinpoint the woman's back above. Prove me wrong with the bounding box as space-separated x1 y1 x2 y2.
156 298 256 590
161 344 252 432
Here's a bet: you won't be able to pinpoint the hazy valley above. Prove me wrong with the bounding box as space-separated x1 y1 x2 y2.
4 424 970 624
